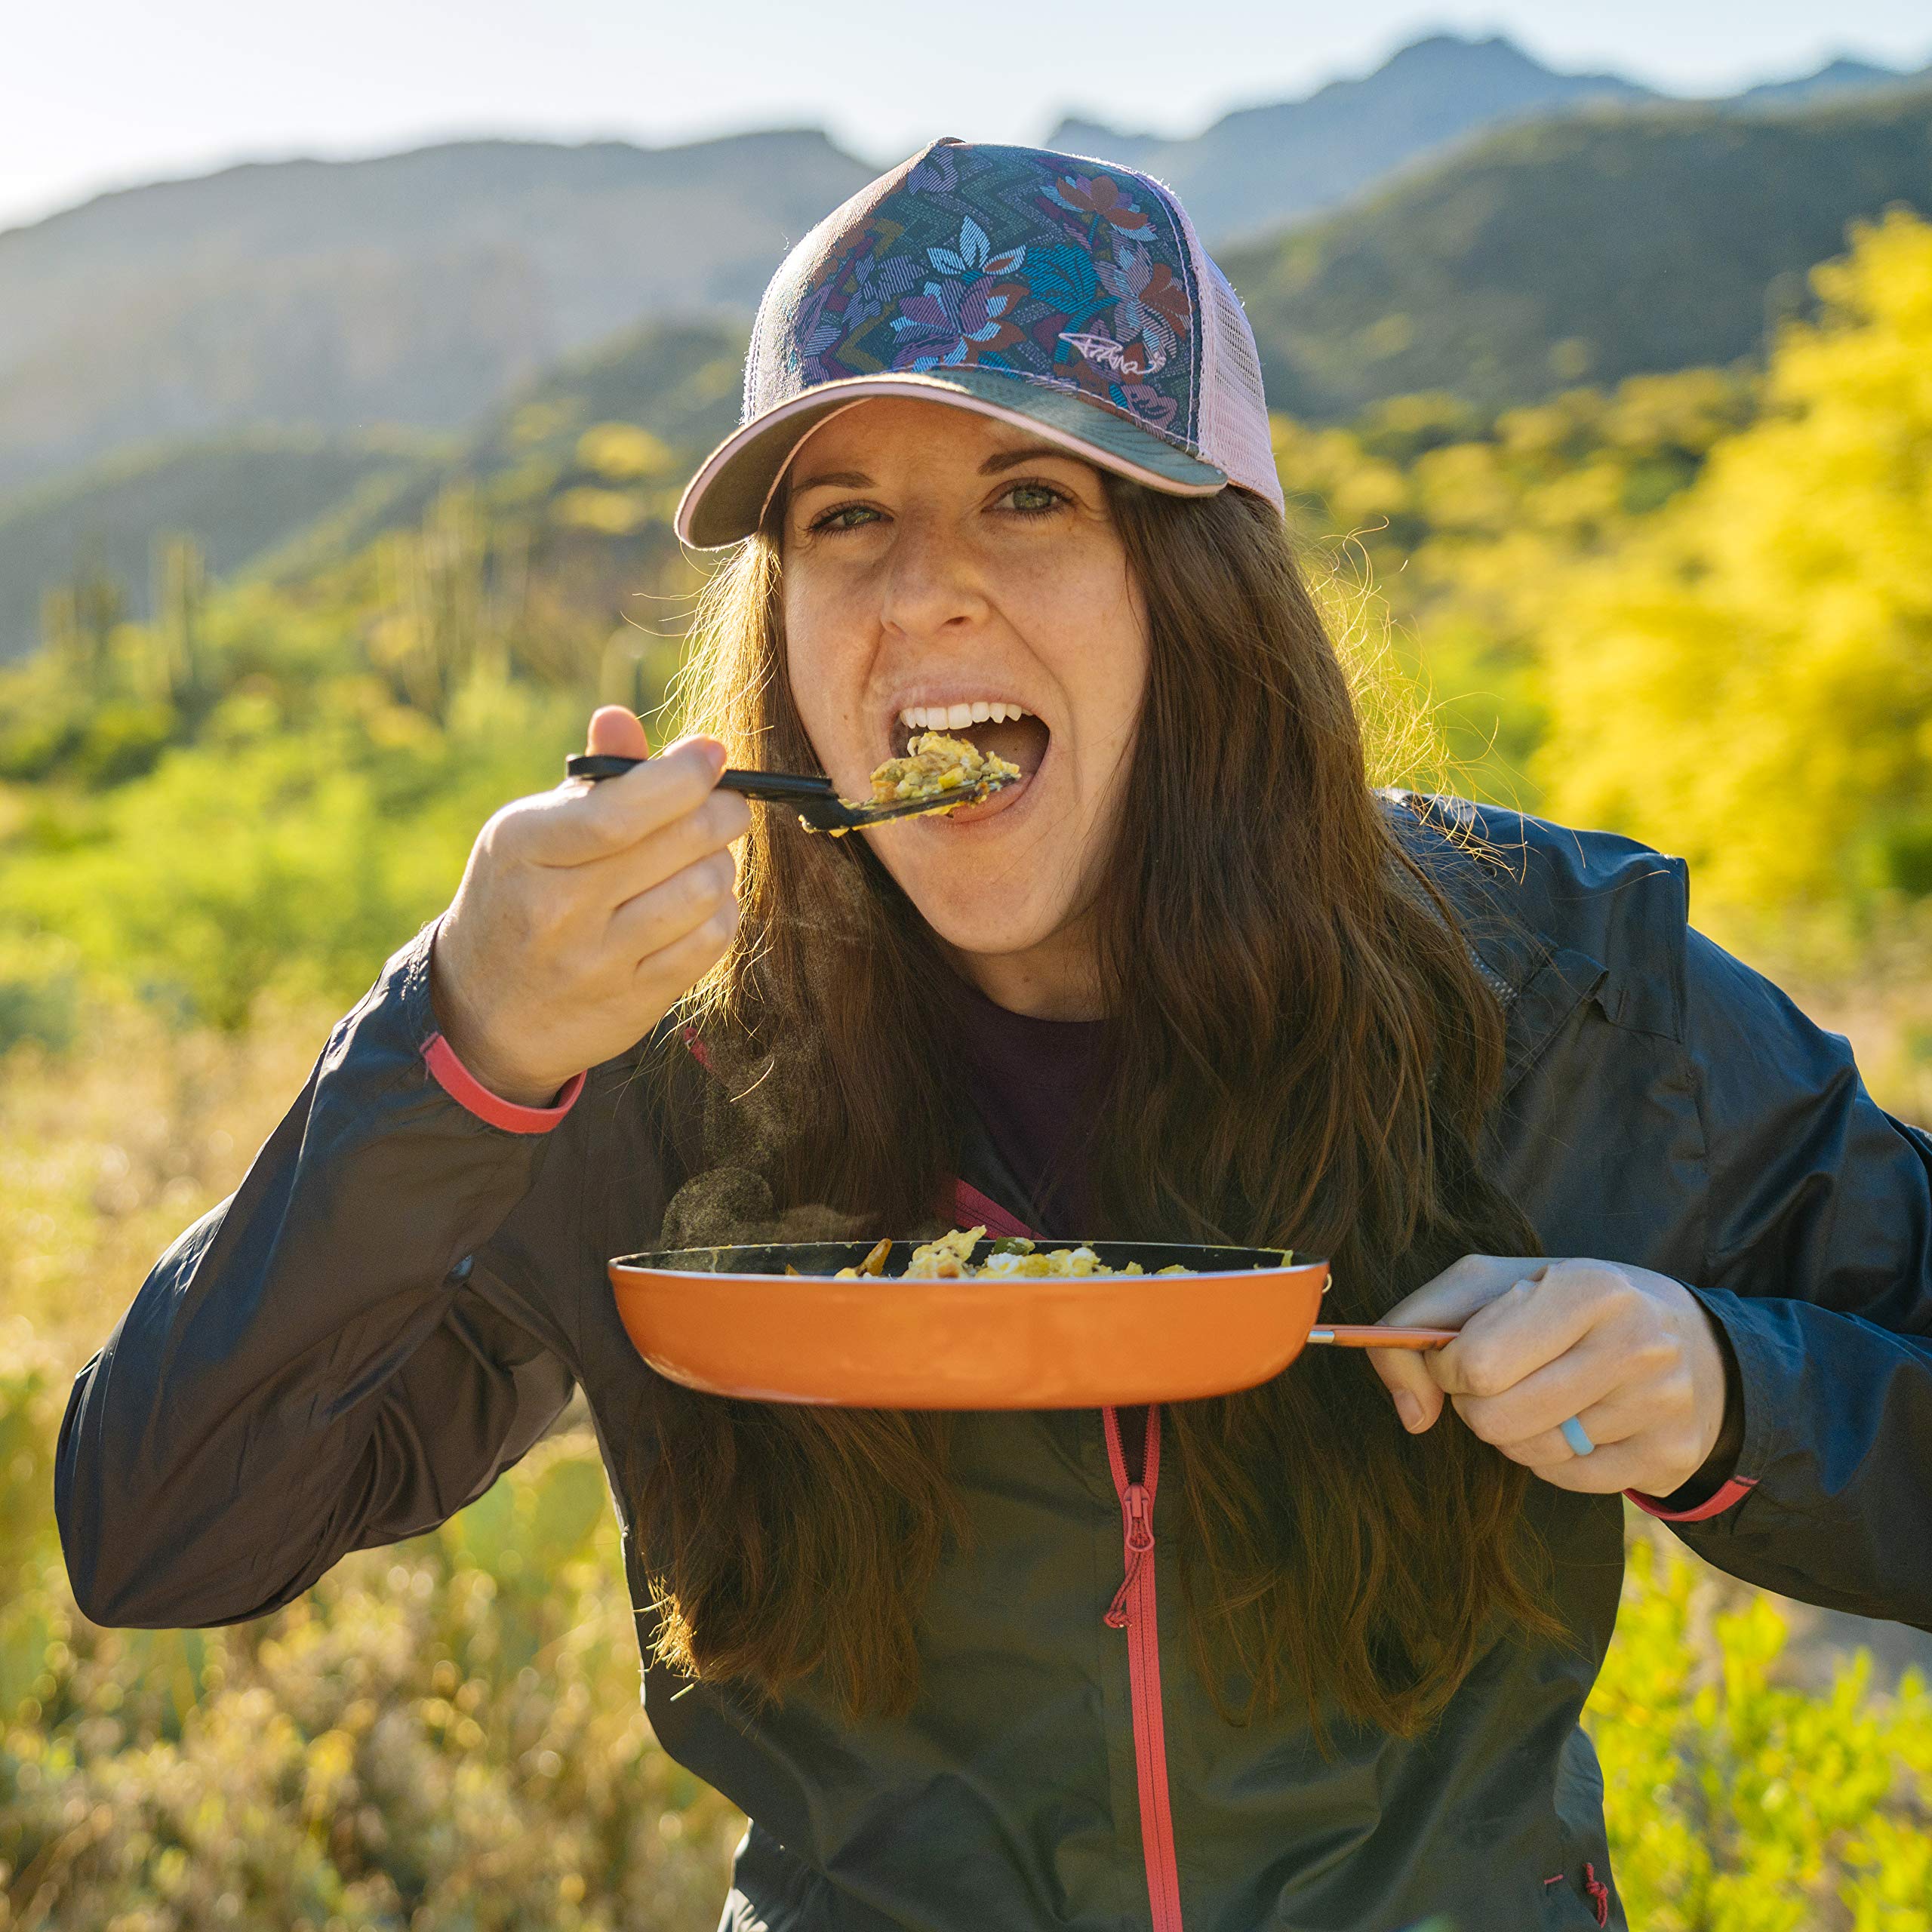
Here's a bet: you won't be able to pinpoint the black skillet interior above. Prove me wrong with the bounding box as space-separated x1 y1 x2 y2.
612 1239 1306 1276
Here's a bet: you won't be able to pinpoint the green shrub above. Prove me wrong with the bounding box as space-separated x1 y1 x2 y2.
0 934 82 1057
0 682 580 1032
1587 1537 1932 1930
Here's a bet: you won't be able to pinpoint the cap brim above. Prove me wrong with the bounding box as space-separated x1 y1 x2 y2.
674 367 1228 549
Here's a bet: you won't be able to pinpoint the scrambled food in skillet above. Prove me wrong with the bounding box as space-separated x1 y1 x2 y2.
866 732 1020 809
834 1226 1193 1279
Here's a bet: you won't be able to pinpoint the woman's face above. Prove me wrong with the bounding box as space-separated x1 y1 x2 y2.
780 398 1149 998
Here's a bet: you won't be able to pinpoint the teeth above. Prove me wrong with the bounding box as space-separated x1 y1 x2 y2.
896 700 1029 731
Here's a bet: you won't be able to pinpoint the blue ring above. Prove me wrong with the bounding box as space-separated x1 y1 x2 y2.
1560 1417 1595 1457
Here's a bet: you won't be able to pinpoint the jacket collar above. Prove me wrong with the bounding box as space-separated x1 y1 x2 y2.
1379 789 1610 1100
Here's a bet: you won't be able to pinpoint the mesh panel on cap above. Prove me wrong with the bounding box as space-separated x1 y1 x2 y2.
1198 258 1282 510
1162 187 1284 512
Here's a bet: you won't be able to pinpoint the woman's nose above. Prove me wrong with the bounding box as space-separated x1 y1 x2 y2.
878 514 987 640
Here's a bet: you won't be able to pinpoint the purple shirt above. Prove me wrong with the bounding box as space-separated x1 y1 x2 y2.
951 972 1109 1238
952 976 1149 1467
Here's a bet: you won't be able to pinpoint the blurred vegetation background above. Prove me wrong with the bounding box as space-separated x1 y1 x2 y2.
5 39 1932 1929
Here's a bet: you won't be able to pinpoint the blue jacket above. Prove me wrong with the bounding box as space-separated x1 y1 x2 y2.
54 798 1932 1930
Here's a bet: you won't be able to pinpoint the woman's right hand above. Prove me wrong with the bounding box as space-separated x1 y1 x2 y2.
428 706 751 1106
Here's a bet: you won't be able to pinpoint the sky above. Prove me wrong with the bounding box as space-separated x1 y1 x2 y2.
5 1 1931 232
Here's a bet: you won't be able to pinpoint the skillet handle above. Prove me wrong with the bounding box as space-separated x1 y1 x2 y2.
1306 1324 1458 1350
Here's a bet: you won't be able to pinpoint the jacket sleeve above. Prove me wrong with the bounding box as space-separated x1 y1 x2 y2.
54 917 600 1629
1649 924 1932 1628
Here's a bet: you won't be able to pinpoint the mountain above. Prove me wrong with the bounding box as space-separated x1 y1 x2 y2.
0 429 435 661
1732 55 1921 109
264 315 749 580
1048 34 1657 242
0 130 870 501
1049 34 1929 245
0 315 752 664
1217 82 1932 422
15 53 1932 664
7 29 1925 518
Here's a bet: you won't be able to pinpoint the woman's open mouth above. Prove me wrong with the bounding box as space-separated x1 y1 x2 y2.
887 700 1051 826
891 700 1049 776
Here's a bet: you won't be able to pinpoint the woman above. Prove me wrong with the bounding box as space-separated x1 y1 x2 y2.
55 140 1932 1932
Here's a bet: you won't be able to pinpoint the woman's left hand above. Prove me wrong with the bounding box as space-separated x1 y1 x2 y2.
1365 1256 1732 1497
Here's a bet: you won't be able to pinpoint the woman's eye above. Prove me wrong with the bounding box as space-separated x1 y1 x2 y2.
998 481 1066 516
809 503 881 534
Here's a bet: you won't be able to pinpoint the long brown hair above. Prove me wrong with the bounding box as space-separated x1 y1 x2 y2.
624 475 1561 1742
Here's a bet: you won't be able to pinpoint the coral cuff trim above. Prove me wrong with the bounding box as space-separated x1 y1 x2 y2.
1625 1475 1757 1523
422 1033 584 1134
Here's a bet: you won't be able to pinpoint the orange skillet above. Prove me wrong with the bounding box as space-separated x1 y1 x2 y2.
606 1238 1455 1409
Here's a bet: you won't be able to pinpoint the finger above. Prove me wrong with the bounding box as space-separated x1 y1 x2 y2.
587 705 651 759
1485 1407 1632 1471
1453 1324 1669 1448
534 734 727 864
1378 1254 1550 1334
1366 1346 1449 1433
577 784 751 908
1475 1350 1701 1474
1428 1269 1607 1402
630 894 740 996
1506 1434 1666 1497
1364 1254 1545 1435
608 849 739 961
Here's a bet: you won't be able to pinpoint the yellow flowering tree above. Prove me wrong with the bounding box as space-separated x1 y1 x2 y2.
1534 211 1932 944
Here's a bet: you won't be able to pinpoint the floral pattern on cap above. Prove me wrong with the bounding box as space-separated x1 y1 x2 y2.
766 143 1201 445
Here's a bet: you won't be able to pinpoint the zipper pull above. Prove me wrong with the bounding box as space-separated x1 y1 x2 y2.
1104 1483 1155 1628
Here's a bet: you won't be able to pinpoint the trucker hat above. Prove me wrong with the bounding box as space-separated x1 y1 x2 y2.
675 137 1284 547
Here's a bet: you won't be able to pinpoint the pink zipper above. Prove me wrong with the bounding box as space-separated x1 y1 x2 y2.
946 1184 1186 1930
1103 1403 1186 1932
